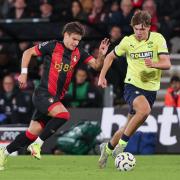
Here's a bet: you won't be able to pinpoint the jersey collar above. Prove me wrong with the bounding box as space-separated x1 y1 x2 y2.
145 31 151 42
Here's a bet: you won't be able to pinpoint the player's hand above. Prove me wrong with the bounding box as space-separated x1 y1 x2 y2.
98 38 110 56
98 76 107 88
18 74 27 89
144 58 154 68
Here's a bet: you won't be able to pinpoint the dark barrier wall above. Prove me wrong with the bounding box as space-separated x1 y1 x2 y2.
0 107 180 153
99 107 180 153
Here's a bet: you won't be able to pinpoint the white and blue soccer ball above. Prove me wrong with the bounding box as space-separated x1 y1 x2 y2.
115 152 136 171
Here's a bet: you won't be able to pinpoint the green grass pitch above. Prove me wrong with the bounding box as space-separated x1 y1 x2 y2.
0 155 180 180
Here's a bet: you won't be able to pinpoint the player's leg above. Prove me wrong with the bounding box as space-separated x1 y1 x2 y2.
110 113 134 147
112 84 156 157
7 120 43 153
98 113 133 168
0 119 43 170
113 95 151 157
39 102 70 141
28 102 70 159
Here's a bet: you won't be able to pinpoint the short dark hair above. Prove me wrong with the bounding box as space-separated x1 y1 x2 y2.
131 10 151 27
62 21 85 36
170 76 180 83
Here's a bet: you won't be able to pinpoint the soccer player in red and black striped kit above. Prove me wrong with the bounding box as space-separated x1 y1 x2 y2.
0 22 110 170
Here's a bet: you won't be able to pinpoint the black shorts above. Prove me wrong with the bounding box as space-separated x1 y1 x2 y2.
31 109 51 127
123 83 157 114
31 90 63 126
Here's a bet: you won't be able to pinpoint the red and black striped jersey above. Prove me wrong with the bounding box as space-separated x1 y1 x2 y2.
34 40 93 100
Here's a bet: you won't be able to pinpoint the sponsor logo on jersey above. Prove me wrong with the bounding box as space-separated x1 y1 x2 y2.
38 41 49 49
54 62 73 72
130 51 153 59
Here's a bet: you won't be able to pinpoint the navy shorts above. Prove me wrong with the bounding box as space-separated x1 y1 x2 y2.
123 83 157 114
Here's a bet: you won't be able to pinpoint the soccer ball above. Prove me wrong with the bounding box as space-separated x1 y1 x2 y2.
115 152 136 171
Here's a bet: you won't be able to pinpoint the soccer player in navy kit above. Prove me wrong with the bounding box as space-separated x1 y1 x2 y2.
0 21 110 170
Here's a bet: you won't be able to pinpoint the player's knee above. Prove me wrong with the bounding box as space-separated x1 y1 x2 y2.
143 106 151 117
137 107 151 118
27 127 41 136
54 111 70 120
28 121 43 135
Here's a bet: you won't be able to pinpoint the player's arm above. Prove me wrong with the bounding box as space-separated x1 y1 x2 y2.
145 54 171 70
98 50 117 88
87 38 110 71
21 46 38 71
145 34 171 70
18 46 38 89
18 40 55 88
98 37 127 88
154 54 171 70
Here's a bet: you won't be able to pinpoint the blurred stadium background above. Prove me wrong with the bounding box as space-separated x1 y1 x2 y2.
0 0 180 158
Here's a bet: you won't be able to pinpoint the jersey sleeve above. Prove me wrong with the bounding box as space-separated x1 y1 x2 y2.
157 34 169 55
114 37 127 57
35 40 56 56
79 48 94 64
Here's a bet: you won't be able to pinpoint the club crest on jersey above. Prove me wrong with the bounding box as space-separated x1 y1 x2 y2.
147 41 153 48
130 51 153 59
73 55 77 62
